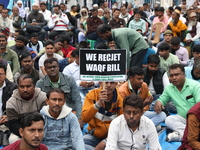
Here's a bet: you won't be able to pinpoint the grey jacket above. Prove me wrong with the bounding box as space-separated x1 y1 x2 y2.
36 72 82 119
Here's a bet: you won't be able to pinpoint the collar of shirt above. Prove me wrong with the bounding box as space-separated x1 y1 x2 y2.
0 81 6 89
49 76 60 88
128 80 142 95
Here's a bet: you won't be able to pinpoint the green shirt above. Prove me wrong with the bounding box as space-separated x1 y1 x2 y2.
159 53 180 73
2 48 20 74
111 28 149 69
49 77 60 88
158 78 200 118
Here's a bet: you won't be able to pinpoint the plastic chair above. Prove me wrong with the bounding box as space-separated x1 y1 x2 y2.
148 22 164 45
87 39 97 49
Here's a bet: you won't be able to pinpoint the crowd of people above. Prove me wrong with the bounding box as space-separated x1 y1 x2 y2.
0 0 200 149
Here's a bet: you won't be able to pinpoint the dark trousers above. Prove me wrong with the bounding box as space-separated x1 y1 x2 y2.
130 48 147 69
49 30 70 40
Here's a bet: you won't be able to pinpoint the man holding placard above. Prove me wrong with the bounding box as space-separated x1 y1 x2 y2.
97 24 149 69
82 82 123 150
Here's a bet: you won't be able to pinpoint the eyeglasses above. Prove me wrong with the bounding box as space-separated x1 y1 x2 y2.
82 12 87 14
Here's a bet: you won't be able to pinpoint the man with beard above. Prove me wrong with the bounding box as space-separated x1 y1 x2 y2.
128 11 146 34
154 64 200 142
14 52 43 84
38 40 63 76
6 74 46 144
36 58 82 123
156 30 173 48
102 8 111 24
143 54 169 105
170 37 189 66
26 3 46 41
185 59 200 82
10 35 36 60
185 12 200 47
0 34 20 75
9 7 22 31
109 9 126 29
167 9 187 42
105 94 161 150
2 112 48 150
48 5 69 40
119 6 131 25
97 24 149 69
40 88 84 150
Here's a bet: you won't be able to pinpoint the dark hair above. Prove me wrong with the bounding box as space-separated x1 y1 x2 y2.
44 40 54 47
154 7 159 12
96 43 107 49
113 8 120 13
0 62 7 74
78 41 89 48
158 42 170 51
128 66 144 78
54 37 64 43
192 44 200 53
71 5 77 10
15 35 26 43
15 29 25 36
171 37 181 45
175 6 182 11
168 6 174 11
123 94 143 110
143 3 148 6
169 64 185 74
134 11 142 15
61 34 70 44
158 7 165 12
17 74 34 85
91 8 98 12
65 12 71 18
40 3 46 6
46 88 65 99
147 54 160 64
97 24 111 34
71 49 79 57
54 5 60 9
44 57 59 67
0 34 7 41
0 4 4 8
193 59 200 70
30 32 39 38
60 3 66 7
19 52 32 62
19 111 45 129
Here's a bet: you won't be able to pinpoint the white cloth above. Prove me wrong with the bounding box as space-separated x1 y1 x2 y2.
105 115 162 150
39 9 51 23
168 15 186 24
0 16 14 33
165 115 186 138
6 63 13 82
148 72 169 95
186 22 200 41
27 41 44 54
0 81 6 114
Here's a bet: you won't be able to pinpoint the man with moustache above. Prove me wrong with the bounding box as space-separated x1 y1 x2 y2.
188 44 200 67
156 30 173 48
185 59 200 82
26 3 46 41
48 5 69 40
105 94 161 150
167 9 187 42
6 74 46 144
40 88 84 150
185 12 200 47
2 112 48 150
154 64 200 142
143 54 169 109
97 24 149 69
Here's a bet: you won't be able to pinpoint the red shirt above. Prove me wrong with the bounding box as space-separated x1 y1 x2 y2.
2 140 48 150
61 45 76 58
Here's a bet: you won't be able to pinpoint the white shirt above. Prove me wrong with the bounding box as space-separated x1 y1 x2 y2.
27 41 44 54
148 72 170 95
39 53 63 76
62 61 98 89
39 9 51 23
105 115 161 150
